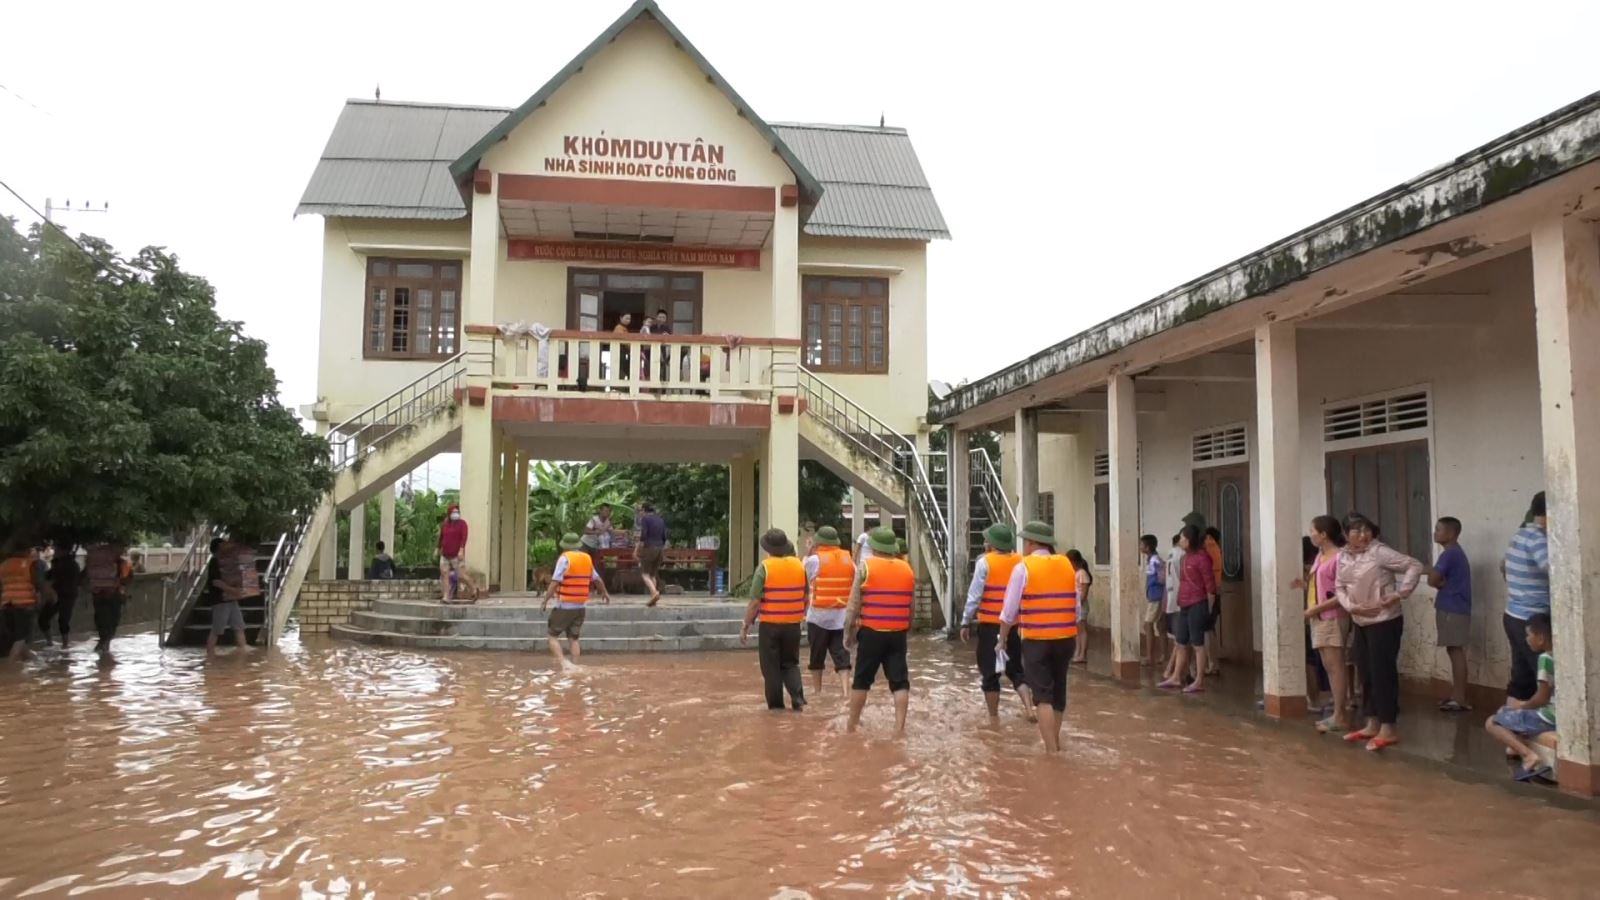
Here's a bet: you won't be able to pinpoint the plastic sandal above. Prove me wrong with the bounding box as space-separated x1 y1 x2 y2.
1343 730 1376 743
1365 737 1400 752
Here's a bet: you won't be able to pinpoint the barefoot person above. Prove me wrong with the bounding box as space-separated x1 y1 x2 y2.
844 527 915 735
84 541 133 658
804 526 854 699
740 529 808 711
635 502 667 607
960 524 1033 723
998 521 1078 753
0 544 46 662
542 533 611 666
207 537 255 657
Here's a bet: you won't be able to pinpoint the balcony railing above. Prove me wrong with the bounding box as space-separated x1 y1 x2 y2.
466 326 799 401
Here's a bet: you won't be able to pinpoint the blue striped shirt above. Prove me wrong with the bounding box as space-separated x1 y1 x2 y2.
1504 524 1550 619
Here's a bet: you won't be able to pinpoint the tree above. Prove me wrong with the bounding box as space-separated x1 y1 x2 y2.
0 219 332 546
527 461 633 543
798 460 849 530
615 462 727 547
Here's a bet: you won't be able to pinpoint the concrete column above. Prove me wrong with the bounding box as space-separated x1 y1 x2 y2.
512 449 530 592
467 174 498 325
497 442 518 592
771 191 800 339
379 486 397 556
317 507 338 581
729 456 758 587
763 415 800 544
1107 374 1141 682
1014 408 1039 522
948 427 971 634
850 487 866 546
348 501 366 581
1532 215 1600 796
458 404 494 581
487 433 503 589
1254 321 1307 718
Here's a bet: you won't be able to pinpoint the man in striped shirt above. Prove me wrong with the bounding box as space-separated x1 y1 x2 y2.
1501 491 1550 702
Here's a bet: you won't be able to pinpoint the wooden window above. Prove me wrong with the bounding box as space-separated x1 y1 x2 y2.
802 276 888 373
364 258 461 360
1325 439 1432 560
565 269 702 334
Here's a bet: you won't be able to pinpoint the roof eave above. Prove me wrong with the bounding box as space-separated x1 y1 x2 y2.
445 0 824 205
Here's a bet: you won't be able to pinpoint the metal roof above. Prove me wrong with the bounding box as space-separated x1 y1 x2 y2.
296 101 510 219
774 123 949 240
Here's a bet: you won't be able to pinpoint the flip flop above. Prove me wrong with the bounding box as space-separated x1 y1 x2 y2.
1513 764 1547 783
1365 737 1400 752
1182 684 1206 694
1438 700 1472 713
1314 717 1342 734
1156 679 1181 690
1343 730 1377 743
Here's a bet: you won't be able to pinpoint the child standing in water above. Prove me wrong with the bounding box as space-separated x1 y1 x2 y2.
1140 535 1166 667
1066 549 1092 665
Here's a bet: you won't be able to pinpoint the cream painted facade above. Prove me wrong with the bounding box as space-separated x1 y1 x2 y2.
297 2 946 602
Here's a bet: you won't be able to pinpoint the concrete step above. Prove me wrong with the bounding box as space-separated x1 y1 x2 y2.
346 610 745 639
367 599 745 622
331 623 754 653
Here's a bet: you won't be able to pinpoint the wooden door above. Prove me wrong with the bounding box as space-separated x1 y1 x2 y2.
1192 464 1251 661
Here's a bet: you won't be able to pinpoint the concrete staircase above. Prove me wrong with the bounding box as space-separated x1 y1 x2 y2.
332 600 755 653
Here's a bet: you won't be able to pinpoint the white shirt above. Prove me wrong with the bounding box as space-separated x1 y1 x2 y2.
583 516 611 549
855 531 872 565
1165 547 1184 614
999 548 1053 625
961 555 991 626
803 553 846 629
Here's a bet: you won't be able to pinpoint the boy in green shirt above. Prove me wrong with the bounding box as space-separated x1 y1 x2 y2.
1485 613 1556 782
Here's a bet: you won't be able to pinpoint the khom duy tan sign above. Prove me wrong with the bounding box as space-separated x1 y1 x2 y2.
544 135 737 183
507 240 760 270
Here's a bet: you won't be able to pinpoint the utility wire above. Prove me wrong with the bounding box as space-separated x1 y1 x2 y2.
0 175 129 282
0 82 51 117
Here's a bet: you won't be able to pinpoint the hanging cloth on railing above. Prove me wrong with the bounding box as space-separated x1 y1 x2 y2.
498 322 554 377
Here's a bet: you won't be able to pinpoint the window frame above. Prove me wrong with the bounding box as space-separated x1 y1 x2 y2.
802 275 890 374
362 257 463 361
1325 439 1433 561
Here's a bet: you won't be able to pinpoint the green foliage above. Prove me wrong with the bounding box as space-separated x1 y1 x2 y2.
527 461 633 543
529 537 559 572
0 218 331 546
394 488 453 568
613 463 727 547
798 460 848 530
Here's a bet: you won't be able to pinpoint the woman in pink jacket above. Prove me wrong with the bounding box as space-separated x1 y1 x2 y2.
1328 513 1424 752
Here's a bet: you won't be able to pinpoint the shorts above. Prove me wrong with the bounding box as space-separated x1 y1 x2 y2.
852 627 909 692
975 621 1024 693
440 555 464 571
807 622 850 671
1492 706 1555 738
1174 602 1209 647
1143 602 1163 627
638 545 664 578
1310 615 1350 650
1022 637 1075 712
1166 611 1177 638
1435 609 1471 648
1 605 34 653
209 600 247 637
548 606 586 639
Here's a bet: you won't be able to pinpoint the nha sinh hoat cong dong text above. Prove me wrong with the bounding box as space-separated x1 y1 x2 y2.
546 135 737 182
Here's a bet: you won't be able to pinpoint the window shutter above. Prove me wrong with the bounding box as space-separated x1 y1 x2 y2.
1192 424 1248 465
1324 390 1430 444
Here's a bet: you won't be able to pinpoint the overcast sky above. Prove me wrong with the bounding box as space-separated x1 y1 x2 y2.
6 0 1599 467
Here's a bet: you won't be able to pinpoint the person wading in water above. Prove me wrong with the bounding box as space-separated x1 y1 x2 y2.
844 527 916 736
740 528 807 711
803 526 855 699
998 521 1079 753
960 524 1034 723
542 532 611 667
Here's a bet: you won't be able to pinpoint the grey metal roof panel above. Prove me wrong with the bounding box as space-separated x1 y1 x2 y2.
803 182 949 240
296 204 464 220
437 106 512 158
771 124 931 188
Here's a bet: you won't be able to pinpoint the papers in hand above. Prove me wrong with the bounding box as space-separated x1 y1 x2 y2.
994 646 1009 675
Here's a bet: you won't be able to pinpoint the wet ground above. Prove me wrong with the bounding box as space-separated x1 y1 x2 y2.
2 633 1599 898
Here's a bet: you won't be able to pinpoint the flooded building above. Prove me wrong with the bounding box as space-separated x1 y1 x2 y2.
931 94 1600 795
285 1 949 615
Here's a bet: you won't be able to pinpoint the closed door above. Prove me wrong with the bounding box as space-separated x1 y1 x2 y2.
1193 464 1251 660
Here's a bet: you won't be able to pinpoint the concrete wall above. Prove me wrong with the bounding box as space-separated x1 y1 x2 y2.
1005 249 1543 690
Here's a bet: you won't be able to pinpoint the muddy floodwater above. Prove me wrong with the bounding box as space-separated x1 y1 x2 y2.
3 634 1600 898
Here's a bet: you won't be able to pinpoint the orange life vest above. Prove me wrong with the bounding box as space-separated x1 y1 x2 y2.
1019 553 1078 641
860 556 915 632
558 550 595 604
810 548 855 610
976 551 1021 625
758 556 807 624
86 544 126 595
0 555 38 609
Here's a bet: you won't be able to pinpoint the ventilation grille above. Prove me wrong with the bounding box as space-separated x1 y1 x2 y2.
1323 390 1430 443
1093 452 1109 479
1193 424 1248 464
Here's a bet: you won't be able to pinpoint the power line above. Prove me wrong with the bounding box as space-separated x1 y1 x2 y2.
0 176 128 281
0 82 50 117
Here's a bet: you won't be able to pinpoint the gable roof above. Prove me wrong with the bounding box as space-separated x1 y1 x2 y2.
445 0 824 208
296 100 510 219
773 123 949 240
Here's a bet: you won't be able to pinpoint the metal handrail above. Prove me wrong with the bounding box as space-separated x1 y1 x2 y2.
795 367 950 575
159 522 223 647
970 446 1016 528
327 351 474 472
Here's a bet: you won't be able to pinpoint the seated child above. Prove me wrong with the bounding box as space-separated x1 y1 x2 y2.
1485 613 1557 782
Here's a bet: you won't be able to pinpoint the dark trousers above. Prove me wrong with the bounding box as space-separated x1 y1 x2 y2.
93 593 124 643
758 622 805 710
976 622 1025 693
1503 613 1542 701
39 592 75 637
1354 616 1404 725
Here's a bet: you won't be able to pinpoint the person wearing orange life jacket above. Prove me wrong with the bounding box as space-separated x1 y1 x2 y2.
740 528 808 711
844 527 916 736
541 533 612 666
803 526 856 699
998 521 1079 753
207 537 257 657
960 524 1034 724
1 544 49 662
84 542 133 658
